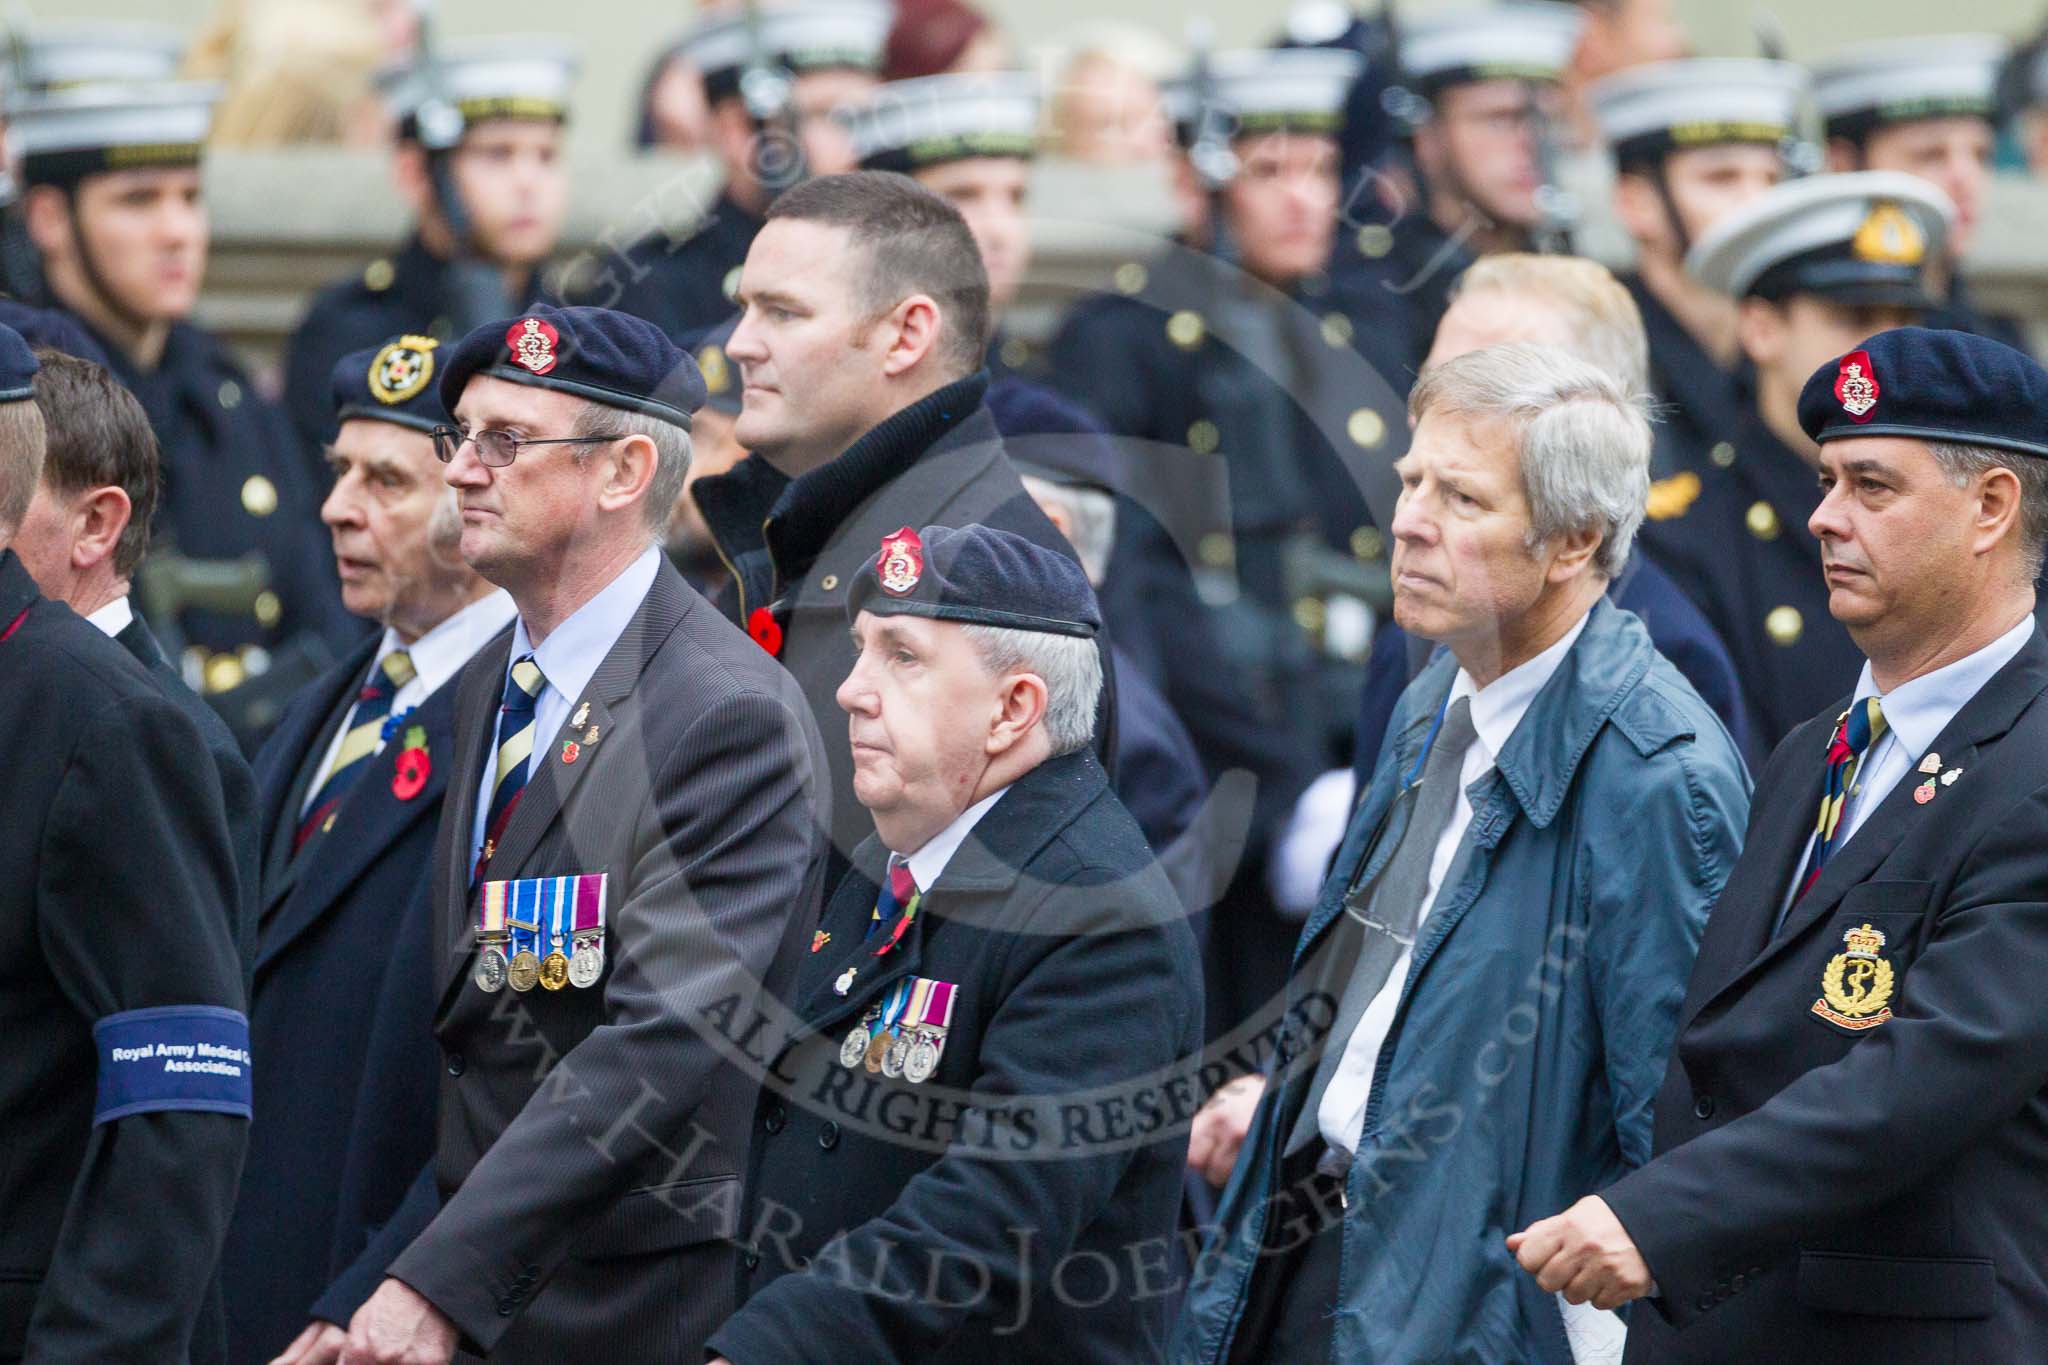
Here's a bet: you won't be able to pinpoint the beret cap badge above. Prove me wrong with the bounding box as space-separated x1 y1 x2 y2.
368 335 437 404
507 316 560 375
877 526 924 596
1835 349 1879 421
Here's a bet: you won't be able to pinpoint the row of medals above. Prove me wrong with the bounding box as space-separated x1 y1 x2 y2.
840 1008 942 1084
474 932 605 993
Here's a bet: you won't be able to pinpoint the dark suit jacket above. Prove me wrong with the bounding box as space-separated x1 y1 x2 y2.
0 550 246 1362
708 749 1205 1364
1605 625 2048 1362
116 612 260 976
218 632 460 1365
384 558 827 1363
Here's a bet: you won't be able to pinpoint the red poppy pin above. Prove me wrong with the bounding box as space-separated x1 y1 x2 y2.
748 605 784 657
391 724 431 800
812 929 832 953
507 316 560 375
560 739 581 765
877 526 923 596
1835 349 1879 422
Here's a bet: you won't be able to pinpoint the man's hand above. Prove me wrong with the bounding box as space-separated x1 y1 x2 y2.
1187 1075 1266 1187
271 1321 348 1365
1507 1195 1653 1311
340 1279 459 1365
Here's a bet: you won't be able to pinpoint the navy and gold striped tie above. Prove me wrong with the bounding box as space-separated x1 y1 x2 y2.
475 655 545 882
1797 696 1887 899
294 649 415 853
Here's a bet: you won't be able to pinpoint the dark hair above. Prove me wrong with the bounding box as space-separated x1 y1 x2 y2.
31 347 158 577
765 170 991 375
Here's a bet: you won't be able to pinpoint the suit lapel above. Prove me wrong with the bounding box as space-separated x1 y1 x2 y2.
255 681 461 979
259 642 375 916
436 634 510 986
1698 629 2048 1017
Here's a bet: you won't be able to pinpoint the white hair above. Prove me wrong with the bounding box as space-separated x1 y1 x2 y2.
1019 475 1119 586
1409 342 1653 579
959 623 1103 756
576 402 694 536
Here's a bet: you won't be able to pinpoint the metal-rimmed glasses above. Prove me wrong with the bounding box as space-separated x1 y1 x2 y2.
431 425 626 468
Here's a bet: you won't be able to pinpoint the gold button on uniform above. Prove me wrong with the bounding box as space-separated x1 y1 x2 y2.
1356 224 1393 258
363 258 395 291
253 590 282 628
241 475 278 517
1350 526 1384 561
203 652 247 694
1746 500 1780 540
1765 605 1803 646
1292 597 1326 632
1113 262 1148 295
1320 313 1354 348
1198 533 1234 567
1000 336 1031 369
1187 419 1220 454
1347 408 1386 449
819 574 839 591
1710 441 1736 468
1166 310 1206 350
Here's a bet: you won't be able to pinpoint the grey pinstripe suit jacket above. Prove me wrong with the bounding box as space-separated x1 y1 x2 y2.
385 557 829 1363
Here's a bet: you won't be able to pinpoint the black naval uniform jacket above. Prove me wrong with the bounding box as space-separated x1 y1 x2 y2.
585 189 763 344
385 559 827 1362
282 234 554 460
1605 625 2048 1362
1621 272 1752 482
0 551 247 1363
693 370 1116 882
707 749 1205 1364
1637 406 1865 751
218 633 459 1365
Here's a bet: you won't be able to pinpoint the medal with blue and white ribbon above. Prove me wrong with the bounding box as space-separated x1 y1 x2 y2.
539 877 572 990
864 980 914 1073
883 979 934 1078
506 879 542 992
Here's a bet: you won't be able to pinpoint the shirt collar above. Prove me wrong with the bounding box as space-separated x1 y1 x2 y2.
84 594 133 638
508 545 661 700
1852 614 2037 759
1447 609 1592 764
387 589 516 697
900 784 1012 895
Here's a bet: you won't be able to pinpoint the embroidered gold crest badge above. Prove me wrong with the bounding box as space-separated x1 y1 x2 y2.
368 335 438 404
1812 921 1895 1030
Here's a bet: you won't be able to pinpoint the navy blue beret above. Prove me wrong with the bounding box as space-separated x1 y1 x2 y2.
439 303 706 428
0 321 40 402
1798 326 2048 460
986 382 1127 494
332 335 445 434
848 523 1101 638
0 298 107 367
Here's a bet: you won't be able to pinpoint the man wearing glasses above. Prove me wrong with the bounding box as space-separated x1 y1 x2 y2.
337 305 828 1365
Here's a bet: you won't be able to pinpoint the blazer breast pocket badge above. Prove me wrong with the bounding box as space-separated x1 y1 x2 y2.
1811 921 1895 1031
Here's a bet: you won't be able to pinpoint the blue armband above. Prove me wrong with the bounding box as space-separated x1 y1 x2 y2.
93 1005 253 1124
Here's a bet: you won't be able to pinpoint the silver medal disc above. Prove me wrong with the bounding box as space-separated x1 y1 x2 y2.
568 944 604 989
474 946 509 993
881 1032 910 1079
839 1024 872 1070
903 1036 940 1084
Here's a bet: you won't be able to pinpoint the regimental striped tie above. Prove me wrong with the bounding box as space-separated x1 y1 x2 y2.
1797 696 1888 900
294 649 416 853
475 655 546 882
867 859 920 956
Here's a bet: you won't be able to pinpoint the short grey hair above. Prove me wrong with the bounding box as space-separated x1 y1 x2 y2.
575 402 693 536
959 623 1103 757
1447 253 1650 393
1927 439 2048 578
1019 475 1118 586
1408 342 1652 579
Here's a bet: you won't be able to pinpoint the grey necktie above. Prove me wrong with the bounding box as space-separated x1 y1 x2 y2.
1287 696 1479 1161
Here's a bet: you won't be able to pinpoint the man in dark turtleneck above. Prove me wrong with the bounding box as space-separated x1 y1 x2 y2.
692 170 1112 880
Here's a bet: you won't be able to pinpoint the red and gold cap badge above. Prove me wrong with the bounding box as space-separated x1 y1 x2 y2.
1835 349 1879 422
507 316 560 375
877 526 924 596
368 335 437 404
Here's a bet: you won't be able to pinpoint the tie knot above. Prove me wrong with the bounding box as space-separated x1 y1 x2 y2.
1843 697 1886 754
504 656 545 710
379 649 416 690
888 860 917 907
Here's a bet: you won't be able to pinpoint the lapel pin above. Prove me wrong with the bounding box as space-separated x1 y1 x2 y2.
560 739 581 765
834 966 857 995
1918 752 1941 775
1941 767 1962 786
812 930 831 953
583 724 602 746
571 701 590 728
1913 779 1936 805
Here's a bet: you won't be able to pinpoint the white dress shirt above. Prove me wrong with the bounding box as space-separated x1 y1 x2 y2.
84 595 134 638
302 590 516 816
470 547 662 859
1781 613 2035 909
901 786 1011 894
